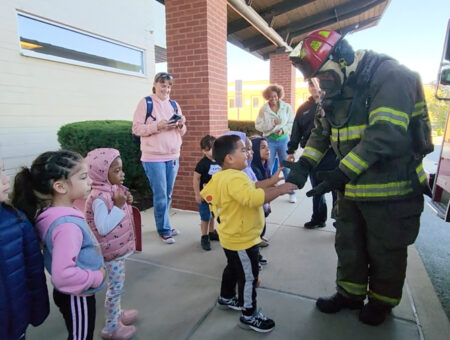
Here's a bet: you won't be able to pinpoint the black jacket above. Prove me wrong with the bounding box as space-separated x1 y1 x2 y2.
287 97 318 154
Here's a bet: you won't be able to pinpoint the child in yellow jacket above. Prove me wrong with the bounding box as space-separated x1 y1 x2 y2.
201 134 297 333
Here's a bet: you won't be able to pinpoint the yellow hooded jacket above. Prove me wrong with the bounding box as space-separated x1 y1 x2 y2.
200 169 265 251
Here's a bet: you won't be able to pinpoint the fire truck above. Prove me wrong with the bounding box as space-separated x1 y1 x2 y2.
427 19 450 220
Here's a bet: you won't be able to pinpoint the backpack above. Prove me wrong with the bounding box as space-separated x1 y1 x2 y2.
132 96 179 145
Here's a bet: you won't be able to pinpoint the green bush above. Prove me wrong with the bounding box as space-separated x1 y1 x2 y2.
228 120 261 137
57 120 152 210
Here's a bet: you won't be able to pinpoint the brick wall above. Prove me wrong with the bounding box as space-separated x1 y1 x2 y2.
165 0 228 211
269 53 296 110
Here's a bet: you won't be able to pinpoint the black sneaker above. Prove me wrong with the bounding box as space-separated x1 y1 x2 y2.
359 299 392 326
201 235 211 251
239 310 275 333
217 296 242 311
209 230 220 241
316 293 364 313
304 220 326 229
258 254 268 265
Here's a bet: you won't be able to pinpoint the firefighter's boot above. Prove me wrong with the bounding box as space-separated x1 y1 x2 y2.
316 293 364 313
359 299 392 326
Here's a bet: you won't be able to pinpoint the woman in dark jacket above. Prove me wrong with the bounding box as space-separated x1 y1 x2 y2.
0 163 49 340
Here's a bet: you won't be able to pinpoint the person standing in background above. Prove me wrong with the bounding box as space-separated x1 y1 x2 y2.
255 84 295 203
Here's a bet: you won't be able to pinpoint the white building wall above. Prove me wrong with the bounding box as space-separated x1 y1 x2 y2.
0 0 165 176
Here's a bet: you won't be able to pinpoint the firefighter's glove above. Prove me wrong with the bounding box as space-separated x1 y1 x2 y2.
282 158 311 189
306 168 350 197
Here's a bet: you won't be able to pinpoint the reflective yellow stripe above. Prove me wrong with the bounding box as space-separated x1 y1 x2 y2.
412 101 426 118
368 290 400 306
345 181 414 198
337 280 367 296
416 163 427 184
369 106 410 131
303 146 323 162
341 152 369 176
331 125 366 142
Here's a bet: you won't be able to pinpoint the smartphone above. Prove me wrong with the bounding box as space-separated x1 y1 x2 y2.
169 114 182 122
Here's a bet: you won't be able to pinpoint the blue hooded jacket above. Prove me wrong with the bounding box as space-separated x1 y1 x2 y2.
250 137 271 182
0 204 49 340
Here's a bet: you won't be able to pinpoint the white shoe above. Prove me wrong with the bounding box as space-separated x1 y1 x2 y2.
289 193 297 203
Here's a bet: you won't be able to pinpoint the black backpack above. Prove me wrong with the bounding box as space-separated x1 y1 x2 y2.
132 96 179 145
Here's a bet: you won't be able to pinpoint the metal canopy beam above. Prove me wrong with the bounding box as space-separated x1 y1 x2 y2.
243 0 385 51
228 0 315 35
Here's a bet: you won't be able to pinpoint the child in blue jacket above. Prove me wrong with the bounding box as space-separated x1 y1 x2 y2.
0 159 49 340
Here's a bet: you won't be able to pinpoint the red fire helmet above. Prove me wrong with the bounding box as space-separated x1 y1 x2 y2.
290 30 343 78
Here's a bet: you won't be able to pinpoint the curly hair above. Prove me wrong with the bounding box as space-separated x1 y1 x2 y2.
262 84 284 100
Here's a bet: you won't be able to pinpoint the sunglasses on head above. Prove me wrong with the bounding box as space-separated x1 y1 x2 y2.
154 72 173 81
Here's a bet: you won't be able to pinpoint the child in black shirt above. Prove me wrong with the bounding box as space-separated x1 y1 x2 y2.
193 135 221 250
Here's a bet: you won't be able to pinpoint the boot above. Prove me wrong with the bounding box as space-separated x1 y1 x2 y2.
359 299 392 326
100 323 136 340
201 235 211 251
209 230 220 241
316 293 364 314
120 309 138 325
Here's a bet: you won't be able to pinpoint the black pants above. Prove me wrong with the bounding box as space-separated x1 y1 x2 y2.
220 245 260 316
53 289 96 340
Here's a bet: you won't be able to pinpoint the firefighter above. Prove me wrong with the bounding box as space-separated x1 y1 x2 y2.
285 29 433 326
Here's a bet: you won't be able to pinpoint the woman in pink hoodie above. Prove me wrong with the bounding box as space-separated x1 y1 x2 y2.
132 72 187 244
12 150 106 340
84 148 137 340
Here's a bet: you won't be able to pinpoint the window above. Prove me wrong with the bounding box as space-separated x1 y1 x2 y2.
252 97 259 108
17 13 145 75
229 98 235 108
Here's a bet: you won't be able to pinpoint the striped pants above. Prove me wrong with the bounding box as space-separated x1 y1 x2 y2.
221 244 259 316
53 289 96 340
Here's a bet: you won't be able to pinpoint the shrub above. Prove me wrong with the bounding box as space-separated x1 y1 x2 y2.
58 120 152 210
228 120 261 137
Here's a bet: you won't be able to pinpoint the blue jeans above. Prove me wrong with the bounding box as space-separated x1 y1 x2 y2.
309 148 338 222
142 159 179 236
268 136 290 179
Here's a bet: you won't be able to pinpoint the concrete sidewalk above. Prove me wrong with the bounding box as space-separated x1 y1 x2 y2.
28 186 450 340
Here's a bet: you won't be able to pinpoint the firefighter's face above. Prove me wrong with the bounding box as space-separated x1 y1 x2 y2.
316 60 344 99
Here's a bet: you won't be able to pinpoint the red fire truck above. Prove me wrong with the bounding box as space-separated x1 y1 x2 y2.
427 19 450 220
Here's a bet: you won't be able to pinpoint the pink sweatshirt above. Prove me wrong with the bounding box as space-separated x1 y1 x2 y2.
35 207 104 295
132 94 187 161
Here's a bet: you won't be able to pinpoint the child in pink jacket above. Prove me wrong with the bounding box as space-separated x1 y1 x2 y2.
85 148 137 340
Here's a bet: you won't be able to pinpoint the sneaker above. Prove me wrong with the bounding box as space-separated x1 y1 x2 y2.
100 323 136 340
119 309 138 325
359 299 392 326
160 234 175 244
239 309 275 333
217 296 242 311
209 230 219 241
289 193 297 203
258 255 268 265
304 220 326 229
201 235 211 251
258 263 263 270
171 228 179 236
316 293 364 314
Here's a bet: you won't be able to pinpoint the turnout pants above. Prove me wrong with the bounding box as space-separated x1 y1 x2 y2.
220 245 259 315
334 192 423 306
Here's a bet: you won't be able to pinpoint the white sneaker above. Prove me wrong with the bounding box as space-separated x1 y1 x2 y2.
289 193 297 203
160 235 175 244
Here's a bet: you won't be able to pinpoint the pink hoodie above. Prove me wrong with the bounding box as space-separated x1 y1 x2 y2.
35 207 104 295
132 94 186 161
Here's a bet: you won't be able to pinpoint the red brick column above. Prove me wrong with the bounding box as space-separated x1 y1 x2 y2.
269 53 296 110
165 0 228 211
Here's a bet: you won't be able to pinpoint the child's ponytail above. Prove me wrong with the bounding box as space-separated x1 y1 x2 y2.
12 167 39 223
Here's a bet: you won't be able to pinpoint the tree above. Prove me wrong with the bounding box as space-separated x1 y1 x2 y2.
424 84 450 136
